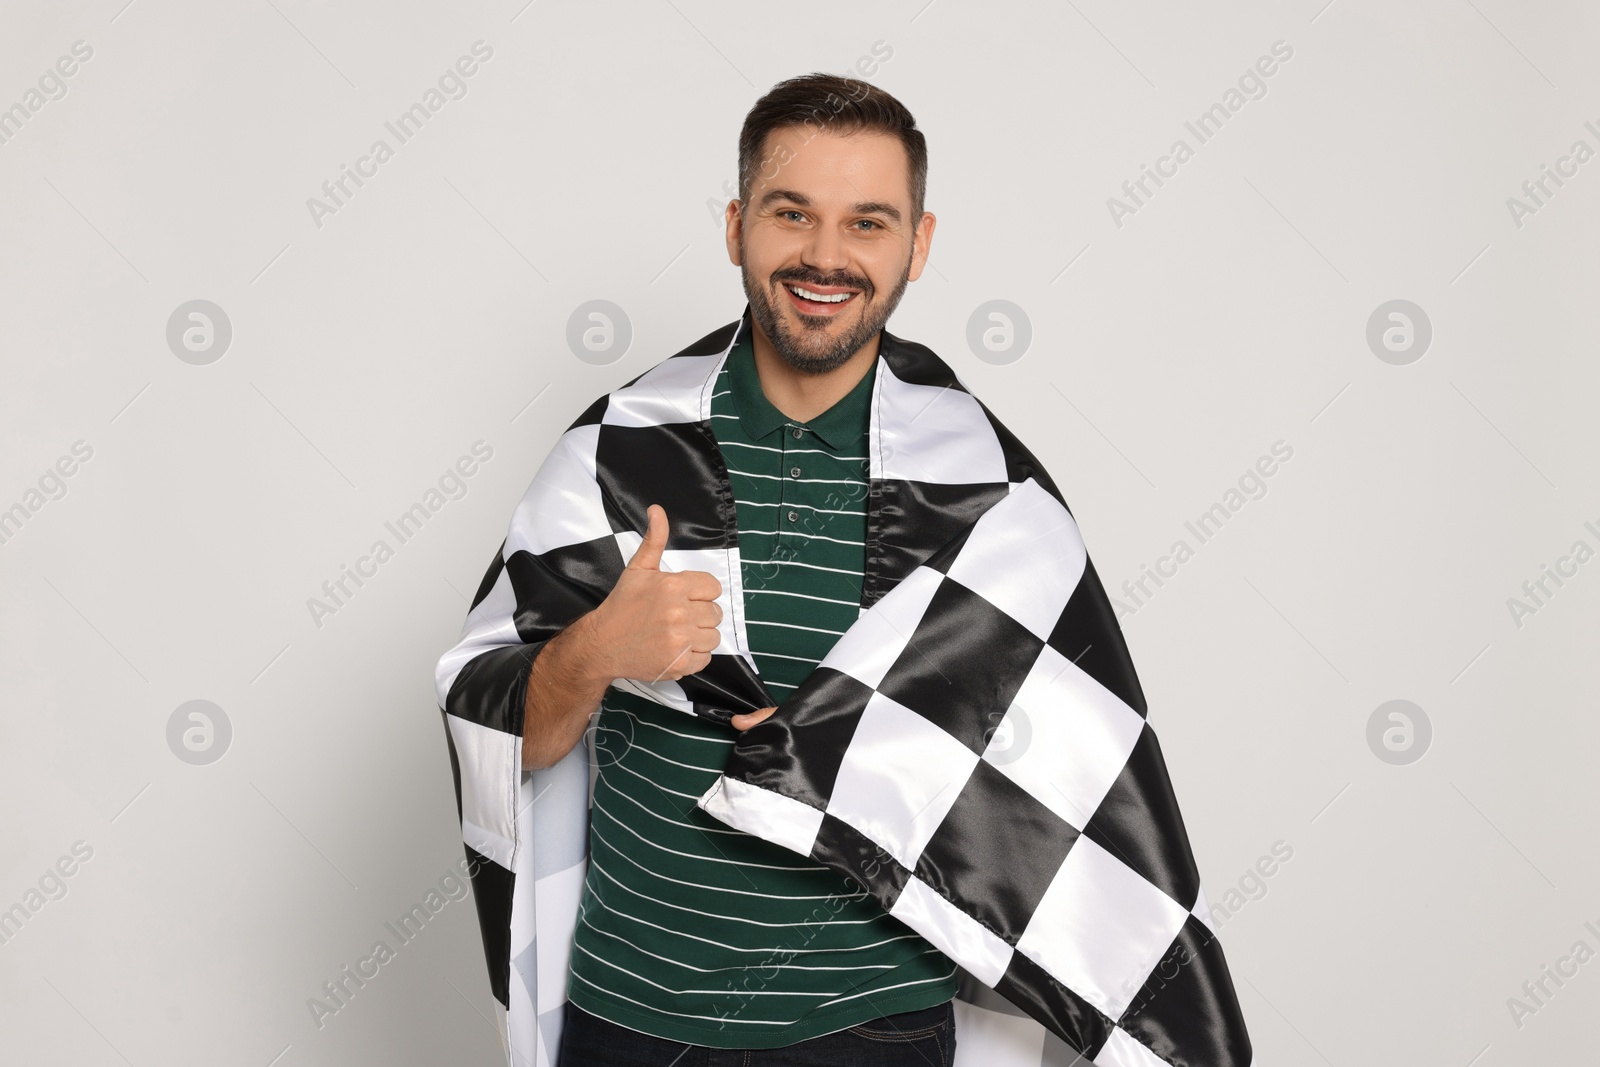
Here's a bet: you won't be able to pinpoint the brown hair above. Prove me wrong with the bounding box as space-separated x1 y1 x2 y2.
737 73 928 223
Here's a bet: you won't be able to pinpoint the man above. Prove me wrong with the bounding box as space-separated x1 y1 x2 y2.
437 71 1251 1067
515 74 954 1063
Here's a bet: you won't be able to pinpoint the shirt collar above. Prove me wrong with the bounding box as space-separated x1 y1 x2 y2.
725 304 877 450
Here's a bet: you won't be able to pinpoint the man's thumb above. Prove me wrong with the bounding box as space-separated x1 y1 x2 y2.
628 504 668 570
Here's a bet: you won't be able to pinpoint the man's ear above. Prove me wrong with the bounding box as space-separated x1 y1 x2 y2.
907 211 937 283
725 201 744 266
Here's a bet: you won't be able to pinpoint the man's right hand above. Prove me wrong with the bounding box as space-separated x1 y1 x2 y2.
588 503 725 684
521 504 725 769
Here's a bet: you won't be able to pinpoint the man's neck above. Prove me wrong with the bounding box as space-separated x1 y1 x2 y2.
748 326 881 424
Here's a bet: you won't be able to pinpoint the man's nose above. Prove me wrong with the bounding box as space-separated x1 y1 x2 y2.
800 224 852 278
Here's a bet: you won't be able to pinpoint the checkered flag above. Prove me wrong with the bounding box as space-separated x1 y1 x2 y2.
700 475 1252 1065
435 306 1251 1067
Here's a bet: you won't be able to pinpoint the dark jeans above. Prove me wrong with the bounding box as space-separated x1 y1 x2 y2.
555 997 956 1067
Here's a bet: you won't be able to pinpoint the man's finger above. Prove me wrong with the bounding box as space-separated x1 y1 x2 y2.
627 504 668 570
729 705 777 731
684 569 724 602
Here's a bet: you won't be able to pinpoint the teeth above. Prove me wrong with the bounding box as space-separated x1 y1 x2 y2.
787 284 853 303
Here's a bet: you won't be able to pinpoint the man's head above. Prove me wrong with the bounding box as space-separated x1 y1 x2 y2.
726 73 936 375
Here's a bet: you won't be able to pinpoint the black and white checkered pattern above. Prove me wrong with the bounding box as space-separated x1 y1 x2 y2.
700 474 1252 1065
434 305 1252 1067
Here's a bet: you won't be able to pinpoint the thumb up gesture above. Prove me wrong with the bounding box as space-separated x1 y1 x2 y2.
588 504 726 684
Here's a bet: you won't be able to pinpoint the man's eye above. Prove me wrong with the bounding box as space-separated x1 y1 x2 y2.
780 210 805 222
854 219 880 231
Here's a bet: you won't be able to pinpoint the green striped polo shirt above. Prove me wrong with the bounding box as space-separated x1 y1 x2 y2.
564 329 958 1047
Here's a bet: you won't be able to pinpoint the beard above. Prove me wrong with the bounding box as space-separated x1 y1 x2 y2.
740 240 913 376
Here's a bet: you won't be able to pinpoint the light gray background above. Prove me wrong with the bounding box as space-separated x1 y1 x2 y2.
2 1 1596 1064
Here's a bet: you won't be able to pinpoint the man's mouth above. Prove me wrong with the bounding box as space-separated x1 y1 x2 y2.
782 282 860 317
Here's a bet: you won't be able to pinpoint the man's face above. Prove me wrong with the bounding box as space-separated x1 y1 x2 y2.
727 126 935 375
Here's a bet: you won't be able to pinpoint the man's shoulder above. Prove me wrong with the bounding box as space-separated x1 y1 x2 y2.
557 312 745 437
616 312 743 391
877 322 969 394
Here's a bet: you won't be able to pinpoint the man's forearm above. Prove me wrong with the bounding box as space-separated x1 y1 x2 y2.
521 610 613 770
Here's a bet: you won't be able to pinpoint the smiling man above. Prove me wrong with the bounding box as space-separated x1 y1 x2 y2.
437 69 1252 1067
730 102 931 382
511 75 956 1065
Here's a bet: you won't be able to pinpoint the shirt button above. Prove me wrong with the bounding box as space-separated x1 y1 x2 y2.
789 466 801 478
790 426 803 439
787 509 799 523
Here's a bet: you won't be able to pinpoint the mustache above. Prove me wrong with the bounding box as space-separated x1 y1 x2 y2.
773 273 870 294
